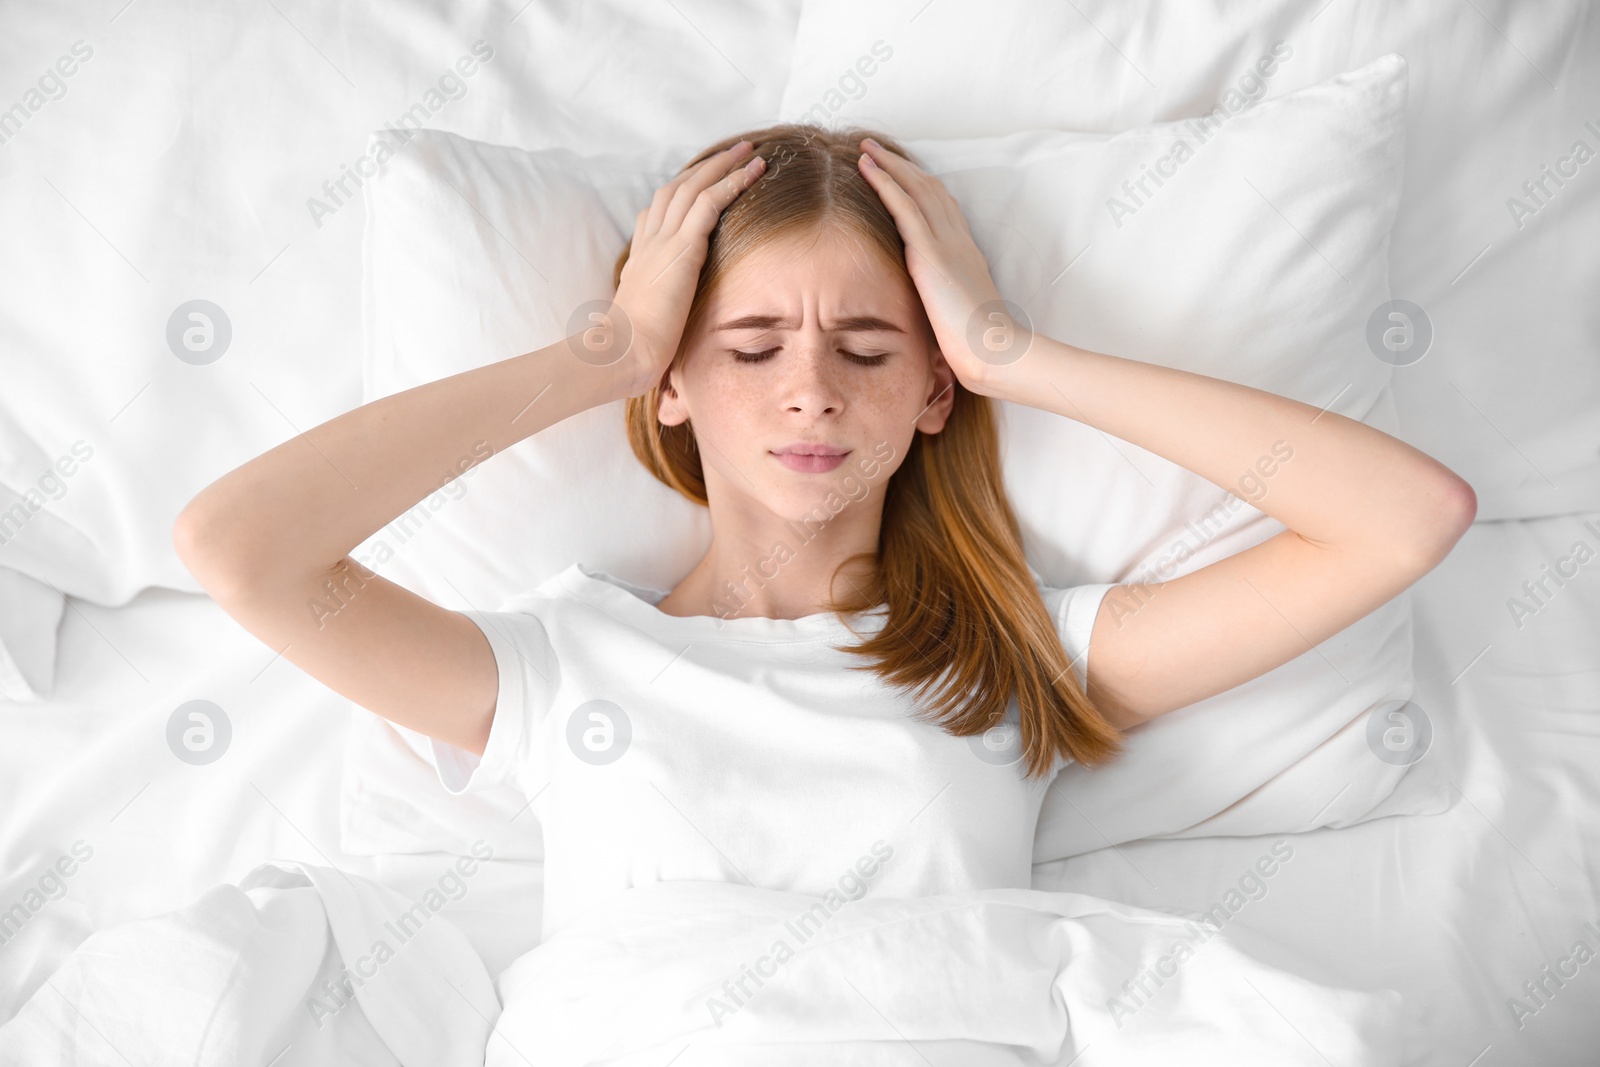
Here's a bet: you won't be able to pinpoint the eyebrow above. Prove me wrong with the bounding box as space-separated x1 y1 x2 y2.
713 314 907 334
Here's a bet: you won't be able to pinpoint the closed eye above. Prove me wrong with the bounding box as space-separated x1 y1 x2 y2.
732 348 890 366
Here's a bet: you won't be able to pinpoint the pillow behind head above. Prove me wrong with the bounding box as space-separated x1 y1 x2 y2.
344 53 1440 868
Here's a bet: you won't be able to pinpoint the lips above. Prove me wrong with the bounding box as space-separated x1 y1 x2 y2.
773 444 850 456
771 446 851 473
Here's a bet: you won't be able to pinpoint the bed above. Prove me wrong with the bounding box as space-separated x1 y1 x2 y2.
2 1 1596 1064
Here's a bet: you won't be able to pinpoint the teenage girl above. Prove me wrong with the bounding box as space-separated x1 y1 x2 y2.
173 124 1474 919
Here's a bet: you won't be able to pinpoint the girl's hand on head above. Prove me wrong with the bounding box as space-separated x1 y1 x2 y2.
606 140 766 399
856 138 1020 397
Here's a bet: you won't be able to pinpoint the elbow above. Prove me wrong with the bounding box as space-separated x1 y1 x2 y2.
172 504 247 597
1439 475 1478 541
1452 478 1479 531
1410 477 1477 569
171 505 202 573
172 500 215 570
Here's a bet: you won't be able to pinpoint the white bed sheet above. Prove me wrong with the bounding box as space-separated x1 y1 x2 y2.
3 512 1597 1063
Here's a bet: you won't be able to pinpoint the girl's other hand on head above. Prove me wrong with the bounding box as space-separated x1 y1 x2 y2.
856 137 1015 396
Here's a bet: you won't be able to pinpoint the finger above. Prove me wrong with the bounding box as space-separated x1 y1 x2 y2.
860 138 956 231
859 153 957 290
667 141 762 233
631 207 648 253
858 149 936 249
644 140 751 236
655 140 755 236
681 151 766 239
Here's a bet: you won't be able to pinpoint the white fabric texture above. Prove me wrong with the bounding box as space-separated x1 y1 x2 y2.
483 877 1404 1066
426 562 1113 938
0 567 64 701
0 861 498 1067
0 856 1405 1067
343 53 1429 867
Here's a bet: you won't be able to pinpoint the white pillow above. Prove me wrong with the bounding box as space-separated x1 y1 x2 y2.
344 54 1437 866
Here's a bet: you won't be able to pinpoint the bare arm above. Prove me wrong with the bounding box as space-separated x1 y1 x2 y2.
844 133 1473 730
984 338 1476 729
172 332 634 755
172 140 766 758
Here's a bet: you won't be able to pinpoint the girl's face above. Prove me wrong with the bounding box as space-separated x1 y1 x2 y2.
659 229 956 522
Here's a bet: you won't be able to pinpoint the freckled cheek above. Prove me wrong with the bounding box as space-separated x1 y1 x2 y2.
693 365 767 431
708 365 765 403
869 373 919 413
876 375 937 447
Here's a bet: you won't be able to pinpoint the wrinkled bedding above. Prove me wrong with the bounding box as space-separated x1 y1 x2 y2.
1 863 1404 1067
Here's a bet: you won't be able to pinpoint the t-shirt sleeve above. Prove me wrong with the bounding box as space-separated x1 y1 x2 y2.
1036 576 1118 777
425 607 558 796
1036 576 1117 683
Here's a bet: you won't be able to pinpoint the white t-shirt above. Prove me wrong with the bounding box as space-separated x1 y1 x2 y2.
430 562 1115 937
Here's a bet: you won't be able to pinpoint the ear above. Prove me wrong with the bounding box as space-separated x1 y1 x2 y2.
914 346 957 435
657 367 689 427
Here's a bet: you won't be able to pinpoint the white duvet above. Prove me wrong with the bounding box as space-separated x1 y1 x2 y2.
0 862 1403 1066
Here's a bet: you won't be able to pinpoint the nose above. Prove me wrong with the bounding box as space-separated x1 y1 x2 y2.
781 341 845 415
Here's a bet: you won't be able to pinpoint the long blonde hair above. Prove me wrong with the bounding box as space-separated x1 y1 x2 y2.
614 122 1123 779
